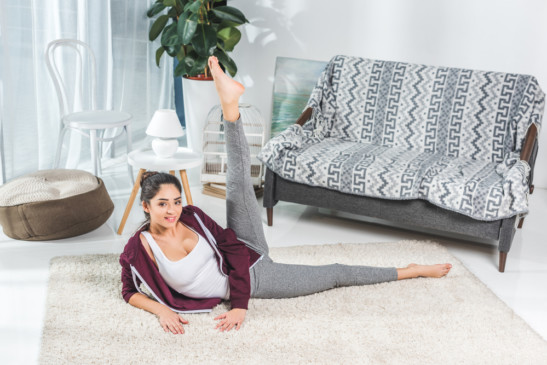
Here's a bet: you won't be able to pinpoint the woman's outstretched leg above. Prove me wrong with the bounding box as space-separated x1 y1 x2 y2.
251 260 452 299
209 56 270 256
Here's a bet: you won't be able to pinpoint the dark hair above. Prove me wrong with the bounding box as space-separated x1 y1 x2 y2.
138 171 182 230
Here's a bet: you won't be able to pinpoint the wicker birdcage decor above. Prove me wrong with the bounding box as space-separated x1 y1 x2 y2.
201 104 266 197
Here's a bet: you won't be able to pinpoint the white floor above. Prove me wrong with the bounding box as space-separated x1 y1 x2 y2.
1 162 547 364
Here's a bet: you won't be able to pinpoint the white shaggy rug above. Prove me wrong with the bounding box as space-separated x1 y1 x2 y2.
40 240 547 364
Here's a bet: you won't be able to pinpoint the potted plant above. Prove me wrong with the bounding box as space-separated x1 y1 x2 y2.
147 0 248 153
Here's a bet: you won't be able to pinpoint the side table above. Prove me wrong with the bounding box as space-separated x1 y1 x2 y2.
117 147 202 235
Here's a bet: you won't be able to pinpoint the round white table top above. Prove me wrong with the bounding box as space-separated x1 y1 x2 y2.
128 147 202 171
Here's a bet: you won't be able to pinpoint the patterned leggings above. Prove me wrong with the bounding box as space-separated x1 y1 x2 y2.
223 118 398 299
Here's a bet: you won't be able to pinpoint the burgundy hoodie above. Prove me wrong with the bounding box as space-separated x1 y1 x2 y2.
119 205 262 313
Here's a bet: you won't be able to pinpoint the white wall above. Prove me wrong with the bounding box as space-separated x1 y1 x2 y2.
231 0 547 188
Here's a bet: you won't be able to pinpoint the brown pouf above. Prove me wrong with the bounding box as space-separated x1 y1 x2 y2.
0 169 114 240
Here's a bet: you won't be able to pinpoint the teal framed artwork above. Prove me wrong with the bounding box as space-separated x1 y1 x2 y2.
271 57 327 138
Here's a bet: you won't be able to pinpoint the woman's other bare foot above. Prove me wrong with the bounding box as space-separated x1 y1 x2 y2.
208 56 244 122
397 263 452 280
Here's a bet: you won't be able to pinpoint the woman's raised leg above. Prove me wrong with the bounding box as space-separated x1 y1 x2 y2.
209 56 270 256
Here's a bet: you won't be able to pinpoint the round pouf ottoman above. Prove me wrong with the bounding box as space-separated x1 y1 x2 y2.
0 169 114 240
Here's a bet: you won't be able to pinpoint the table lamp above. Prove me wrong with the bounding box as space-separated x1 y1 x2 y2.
146 109 185 158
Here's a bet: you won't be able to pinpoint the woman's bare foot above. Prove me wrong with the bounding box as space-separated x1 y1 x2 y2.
414 263 452 278
208 56 244 122
397 263 452 280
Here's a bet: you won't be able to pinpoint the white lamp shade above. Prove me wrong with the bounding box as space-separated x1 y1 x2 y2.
146 109 185 138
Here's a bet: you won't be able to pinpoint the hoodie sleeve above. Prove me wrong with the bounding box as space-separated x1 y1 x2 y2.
190 205 251 310
119 247 140 303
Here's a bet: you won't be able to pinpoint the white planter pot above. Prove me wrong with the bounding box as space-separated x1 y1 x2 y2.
182 76 218 152
181 76 218 186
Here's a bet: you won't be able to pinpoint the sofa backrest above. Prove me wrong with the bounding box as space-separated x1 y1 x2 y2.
307 55 544 163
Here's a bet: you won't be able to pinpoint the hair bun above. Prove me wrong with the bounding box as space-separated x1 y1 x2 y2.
140 171 159 187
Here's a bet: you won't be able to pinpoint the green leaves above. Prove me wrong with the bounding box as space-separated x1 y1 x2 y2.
189 57 208 76
174 54 192 76
211 6 248 24
173 50 205 77
191 23 216 57
147 0 247 77
217 27 241 52
160 22 179 46
184 0 202 13
177 12 198 44
149 15 169 41
155 46 165 66
214 48 237 77
147 2 166 17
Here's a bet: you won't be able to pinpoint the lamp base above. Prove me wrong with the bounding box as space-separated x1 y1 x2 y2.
152 138 179 158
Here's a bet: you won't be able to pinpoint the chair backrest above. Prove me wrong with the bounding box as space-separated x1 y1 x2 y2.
307 55 544 163
45 39 97 117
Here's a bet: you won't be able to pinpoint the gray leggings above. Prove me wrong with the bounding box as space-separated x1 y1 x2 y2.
223 119 398 299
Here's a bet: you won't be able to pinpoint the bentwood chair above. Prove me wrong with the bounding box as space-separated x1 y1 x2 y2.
45 39 133 180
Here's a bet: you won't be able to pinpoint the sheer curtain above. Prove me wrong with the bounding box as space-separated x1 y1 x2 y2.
0 0 174 183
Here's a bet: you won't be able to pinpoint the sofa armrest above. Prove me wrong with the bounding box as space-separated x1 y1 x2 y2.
296 107 313 126
519 123 539 192
520 123 538 162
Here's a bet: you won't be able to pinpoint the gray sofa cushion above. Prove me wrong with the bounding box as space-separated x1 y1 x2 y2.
260 126 529 220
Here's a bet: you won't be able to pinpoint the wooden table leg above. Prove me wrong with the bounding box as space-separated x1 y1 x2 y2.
117 168 145 235
169 170 175 175
179 170 193 205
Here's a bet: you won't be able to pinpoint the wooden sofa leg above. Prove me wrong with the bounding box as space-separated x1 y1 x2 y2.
267 207 273 226
499 252 508 273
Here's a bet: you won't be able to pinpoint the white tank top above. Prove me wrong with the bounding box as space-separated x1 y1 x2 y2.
141 230 230 300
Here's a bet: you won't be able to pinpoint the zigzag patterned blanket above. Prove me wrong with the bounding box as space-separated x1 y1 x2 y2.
259 56 544 221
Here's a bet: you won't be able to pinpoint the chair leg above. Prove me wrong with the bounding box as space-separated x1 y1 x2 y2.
267 207 273 226
98 129 104 159
54 126 68 168
118 168 145 235
126 125 134 184
89 130 99 176
110 129 116 158
179 170 193 205
97 137 103 175
127 166 134 188
499 252 508 273
126 124 133 151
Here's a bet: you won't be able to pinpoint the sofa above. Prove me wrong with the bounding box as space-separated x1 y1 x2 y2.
258 55 544 272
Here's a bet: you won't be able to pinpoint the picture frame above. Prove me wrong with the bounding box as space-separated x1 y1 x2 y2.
270 56 327 138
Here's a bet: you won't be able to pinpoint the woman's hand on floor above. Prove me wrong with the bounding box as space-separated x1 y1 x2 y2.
157 307 188 334
214 308 246 332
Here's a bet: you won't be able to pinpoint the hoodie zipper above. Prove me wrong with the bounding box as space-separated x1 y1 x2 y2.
191 213 228 277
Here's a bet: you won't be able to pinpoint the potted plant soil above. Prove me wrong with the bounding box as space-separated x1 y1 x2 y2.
147 0 248 152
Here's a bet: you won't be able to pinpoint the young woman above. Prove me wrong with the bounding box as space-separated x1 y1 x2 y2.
119 56 452 335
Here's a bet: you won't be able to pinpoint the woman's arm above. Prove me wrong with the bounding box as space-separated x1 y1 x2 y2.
128 293 188 335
